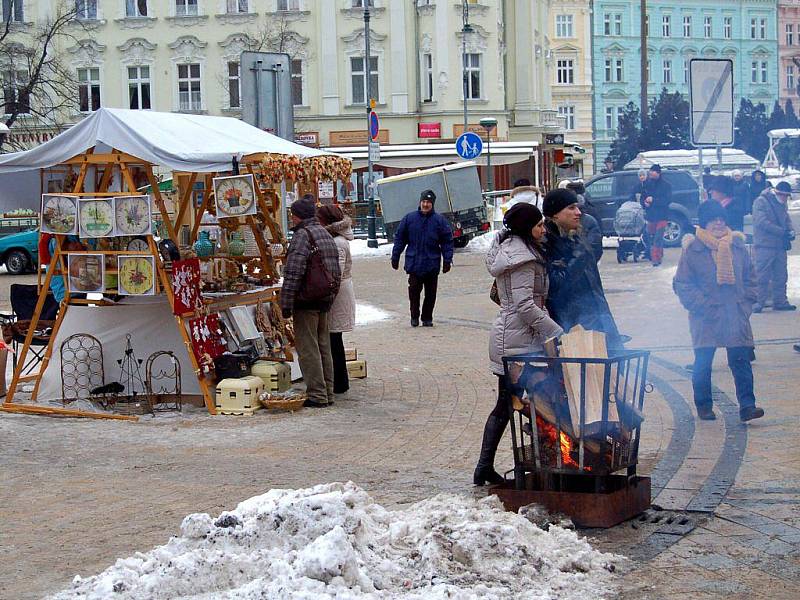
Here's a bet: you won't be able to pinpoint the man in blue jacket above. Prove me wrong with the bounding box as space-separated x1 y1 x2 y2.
391 189 454 327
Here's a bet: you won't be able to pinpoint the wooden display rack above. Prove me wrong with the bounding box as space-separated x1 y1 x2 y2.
1 147 295 420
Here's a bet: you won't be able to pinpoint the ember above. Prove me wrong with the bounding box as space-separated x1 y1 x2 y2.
535 414 589 471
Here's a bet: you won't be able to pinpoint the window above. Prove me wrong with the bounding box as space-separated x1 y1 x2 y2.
77 67 101 112
604 58 623 83
127 65 151 110
603 13 622 36
351 0 373 7
277 0 299 10
557 59 574 84
421 53 433 102
350 55 378 105
227 0 249 13
291 59 303 106
177 63 201 111
227 62 240 108
662 15 671 37
125 0 148 17
788 24 794 46
663 59 672 84
759 18 767 40
683 16 691 38
175 0 198 16
704 16 712 38
760 61 768 83
751 61 768 84
724 17 732 39
556 14 573 38
750 18 757 39
464 53 481 99
684 59 690 83
558 105 575 131
604 106 619 133
2 0 23 21
76 0 97 20
3 70 29 115
788 65 795 92
615 13 622 36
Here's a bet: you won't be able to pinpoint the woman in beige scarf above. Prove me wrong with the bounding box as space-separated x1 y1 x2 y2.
673 201 764 422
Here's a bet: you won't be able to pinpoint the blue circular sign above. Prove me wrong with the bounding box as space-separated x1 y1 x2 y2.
455 132 483 160
369 111 380 141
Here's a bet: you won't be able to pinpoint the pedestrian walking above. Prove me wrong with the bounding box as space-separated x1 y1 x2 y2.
391 189 454 327
474 203 563 485
542 189 624 354
748 169 768 214
752 181 796 313
731 170 751 224
317 205 356 395
641 164 672 266
673 201 765 422
280 195 342 408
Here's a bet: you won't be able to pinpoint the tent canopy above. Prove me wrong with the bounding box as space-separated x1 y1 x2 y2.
0 108 333 174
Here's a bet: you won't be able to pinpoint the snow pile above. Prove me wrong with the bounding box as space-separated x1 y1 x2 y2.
350 239 393 257
465 231 496 253
356 303 390 326
51 482 624 600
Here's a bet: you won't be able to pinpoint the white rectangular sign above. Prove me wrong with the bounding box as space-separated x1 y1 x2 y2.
368 141 381 162
689 58 734 147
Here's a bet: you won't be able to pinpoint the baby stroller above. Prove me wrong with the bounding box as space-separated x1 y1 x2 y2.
614 200 647 263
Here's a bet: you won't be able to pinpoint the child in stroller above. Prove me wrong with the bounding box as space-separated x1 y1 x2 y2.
614 199 647 263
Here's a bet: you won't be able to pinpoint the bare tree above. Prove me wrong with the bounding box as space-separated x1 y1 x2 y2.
0 1 82 151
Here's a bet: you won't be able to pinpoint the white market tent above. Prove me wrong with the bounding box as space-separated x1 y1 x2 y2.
624 148 760 174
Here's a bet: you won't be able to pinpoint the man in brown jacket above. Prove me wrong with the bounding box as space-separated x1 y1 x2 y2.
280 195 341 408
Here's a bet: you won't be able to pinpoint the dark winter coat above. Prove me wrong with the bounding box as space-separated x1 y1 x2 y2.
629 180 648 204
581 213 604 262
641 176 672 222
543 221 623 352
729 180 750 231
281 216 342 314
391 208 454 275
673 232 756 349
753 189 793 250
748 171 768 212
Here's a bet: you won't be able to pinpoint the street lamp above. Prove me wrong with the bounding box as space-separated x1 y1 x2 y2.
364 5 378 248
480 117 497 192
461 1 473 131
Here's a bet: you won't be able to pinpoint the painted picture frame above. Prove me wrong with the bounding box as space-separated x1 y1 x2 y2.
114 195 152 236
79 198 115 238
117 255 156 296
41 194 78 234
227 305 261 341
213 174 257 218
67 253 105 294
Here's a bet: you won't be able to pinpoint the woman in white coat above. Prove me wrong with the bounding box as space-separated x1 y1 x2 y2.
317 205 356 394
473 203 563 485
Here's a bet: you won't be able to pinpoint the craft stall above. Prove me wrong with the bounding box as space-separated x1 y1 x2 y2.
0 108 351 420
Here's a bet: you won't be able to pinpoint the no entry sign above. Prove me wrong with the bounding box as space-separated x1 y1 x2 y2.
369 111 380 141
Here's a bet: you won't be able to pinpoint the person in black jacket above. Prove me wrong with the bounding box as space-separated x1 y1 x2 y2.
542 189 624 354
748 169 768 214
707 175 746 232
641 164 672 266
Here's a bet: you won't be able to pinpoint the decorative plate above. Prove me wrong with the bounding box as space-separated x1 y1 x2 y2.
115 195 152 236
213 174 257 218
126 237 149 252
41 194 78 234
79 199 115 238
67 253 105 293
118 255 155 295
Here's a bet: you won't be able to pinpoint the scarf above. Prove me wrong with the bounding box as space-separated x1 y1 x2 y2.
695 226 736 285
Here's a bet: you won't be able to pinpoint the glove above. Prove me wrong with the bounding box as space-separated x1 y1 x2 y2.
442 262 451 274
391 259 399 270
281 308 292 320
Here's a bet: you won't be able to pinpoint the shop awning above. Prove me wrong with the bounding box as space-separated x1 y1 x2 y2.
324 141 539 169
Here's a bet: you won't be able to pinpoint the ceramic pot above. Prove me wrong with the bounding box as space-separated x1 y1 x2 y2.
228 231 246 256
193 230 215 257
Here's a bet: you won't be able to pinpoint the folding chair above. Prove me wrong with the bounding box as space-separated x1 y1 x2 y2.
0 284 60 376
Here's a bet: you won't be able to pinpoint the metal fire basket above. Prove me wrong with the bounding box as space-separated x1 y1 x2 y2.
502 350 650 491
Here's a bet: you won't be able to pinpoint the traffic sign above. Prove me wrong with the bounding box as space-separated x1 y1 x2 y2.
368 141 380 162
455 132 483 160
369 111 380 141
689 58 734 147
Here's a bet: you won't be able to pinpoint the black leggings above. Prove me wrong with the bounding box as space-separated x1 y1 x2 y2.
329 332 349 394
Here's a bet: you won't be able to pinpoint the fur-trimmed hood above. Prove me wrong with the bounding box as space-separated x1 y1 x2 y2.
510 185 540 198
325 215 354 241
682 229 745 251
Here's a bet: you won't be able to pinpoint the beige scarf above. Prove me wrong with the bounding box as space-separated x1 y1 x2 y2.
695 226 736 285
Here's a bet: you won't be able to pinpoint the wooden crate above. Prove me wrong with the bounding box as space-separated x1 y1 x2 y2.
346 360 367 379
344 347 358 362
215 376 265 415
251 360 291 392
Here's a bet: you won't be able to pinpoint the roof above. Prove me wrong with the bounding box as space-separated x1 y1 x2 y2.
0 108 334 174
624 148 760 170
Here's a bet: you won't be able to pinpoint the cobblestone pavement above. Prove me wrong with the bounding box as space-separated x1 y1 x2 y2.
1 241 799 599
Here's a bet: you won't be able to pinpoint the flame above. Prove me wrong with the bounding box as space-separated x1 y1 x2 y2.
535 414 587 470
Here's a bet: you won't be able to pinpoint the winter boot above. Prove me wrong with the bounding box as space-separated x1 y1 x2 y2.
473 415 507 486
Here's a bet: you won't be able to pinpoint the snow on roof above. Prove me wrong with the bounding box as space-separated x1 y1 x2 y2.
767 128 800 139
624 148 760 170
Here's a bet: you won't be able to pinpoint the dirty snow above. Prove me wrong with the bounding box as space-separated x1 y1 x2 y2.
788 256 800 299
51 482 624 600
350 239 393 257
356 303 390 326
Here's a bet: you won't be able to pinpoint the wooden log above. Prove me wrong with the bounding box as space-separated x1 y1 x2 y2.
0 402 138 421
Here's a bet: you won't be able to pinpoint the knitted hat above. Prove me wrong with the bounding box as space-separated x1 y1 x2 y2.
503 202 544 237
706 175 733 197
542 188 579 217
290 194 317 219
649 164 662 174
420 189 436 204
697 200 728 228
775 181 792 195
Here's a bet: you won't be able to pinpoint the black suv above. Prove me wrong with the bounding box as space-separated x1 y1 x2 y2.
583 169 700 247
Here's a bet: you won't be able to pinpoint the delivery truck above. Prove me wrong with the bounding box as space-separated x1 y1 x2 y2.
374 162 490 247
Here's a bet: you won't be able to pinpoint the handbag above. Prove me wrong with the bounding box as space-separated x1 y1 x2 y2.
490 280 501 306
299 240 336 302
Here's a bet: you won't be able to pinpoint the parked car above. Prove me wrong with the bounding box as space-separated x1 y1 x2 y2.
583 169 700 247
0 228 39 275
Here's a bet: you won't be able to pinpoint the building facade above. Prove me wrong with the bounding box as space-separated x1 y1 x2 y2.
779 1 800 106
1 0 565 186
592 0 779 171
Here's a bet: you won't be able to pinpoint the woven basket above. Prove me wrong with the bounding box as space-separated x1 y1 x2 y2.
258 391 306 411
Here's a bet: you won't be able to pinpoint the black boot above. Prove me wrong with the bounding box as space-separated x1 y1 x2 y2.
473 415 507 486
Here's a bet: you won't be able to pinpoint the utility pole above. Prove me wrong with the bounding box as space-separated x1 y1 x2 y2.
640 0 648 128
364 5 378 248
462 0 473 131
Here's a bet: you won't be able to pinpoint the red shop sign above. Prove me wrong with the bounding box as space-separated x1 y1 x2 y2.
417 122 441 138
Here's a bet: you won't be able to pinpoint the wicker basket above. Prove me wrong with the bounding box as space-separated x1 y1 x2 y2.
258 391 306 411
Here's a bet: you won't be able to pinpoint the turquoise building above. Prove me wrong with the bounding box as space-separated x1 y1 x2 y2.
593 1 779 170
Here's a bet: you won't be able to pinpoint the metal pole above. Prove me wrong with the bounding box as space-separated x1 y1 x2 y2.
698 147 704 197
640 0 648 129
254 60 263 129
365 7 378 248
462 1 470 131
486 136 494 192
